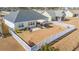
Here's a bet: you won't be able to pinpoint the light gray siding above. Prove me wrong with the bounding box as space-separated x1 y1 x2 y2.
4 19 15 29
15 20 37 29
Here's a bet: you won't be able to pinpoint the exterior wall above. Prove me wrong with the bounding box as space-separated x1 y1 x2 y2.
15 20 37 30
43 10 63 21
65 10 73 18
48 10 56 21
55 10 63 17
42 11 52 21
15 21 28 29
4 19 15 29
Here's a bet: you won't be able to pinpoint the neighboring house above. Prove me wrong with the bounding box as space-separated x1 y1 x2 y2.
43 9 73 21
42 10 52 21
3 10 48 30
42 10 66 21
33 9 45 14
34 9 67 21
64 10 73 18
70 9 79 17
33 9 55 21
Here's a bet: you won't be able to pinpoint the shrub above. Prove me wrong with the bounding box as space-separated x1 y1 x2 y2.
39 44 59 51
15 29 21 33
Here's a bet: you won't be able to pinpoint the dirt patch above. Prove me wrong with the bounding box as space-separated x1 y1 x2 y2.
0 36 25 51
51 17 79 51
17 25 64 47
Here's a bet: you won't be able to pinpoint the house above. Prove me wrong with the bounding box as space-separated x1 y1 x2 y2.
34 9 55 21
34 9 67 21
42 10 66 22
42 9 74 21
70 9 79 17
3 10 48 30
64 10 73 18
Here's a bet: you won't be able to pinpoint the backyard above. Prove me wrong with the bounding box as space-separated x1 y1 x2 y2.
16 24 65 47
51 17 79 51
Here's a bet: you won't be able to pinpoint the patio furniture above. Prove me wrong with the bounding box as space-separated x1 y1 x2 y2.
42 21 53 28
28 27 32 32
28 40 35 47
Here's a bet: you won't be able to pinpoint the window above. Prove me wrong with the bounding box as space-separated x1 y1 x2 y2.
28 22 31 26
28 22 35 26
19 23 24 28
32 22 35 25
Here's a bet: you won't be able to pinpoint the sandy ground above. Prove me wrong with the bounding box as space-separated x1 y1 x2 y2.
51 17 79 51
75 47 79 51
0 36 25 51
17 25 64 46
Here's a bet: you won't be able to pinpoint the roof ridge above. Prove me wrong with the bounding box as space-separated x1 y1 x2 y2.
14 10 20 22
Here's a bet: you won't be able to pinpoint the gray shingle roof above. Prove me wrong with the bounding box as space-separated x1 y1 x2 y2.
4 10 48 23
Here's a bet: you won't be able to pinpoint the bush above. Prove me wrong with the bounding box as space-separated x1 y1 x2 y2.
15 29 21 33
39 44 59 51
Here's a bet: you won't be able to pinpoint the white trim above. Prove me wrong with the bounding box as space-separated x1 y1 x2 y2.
4 19 15 29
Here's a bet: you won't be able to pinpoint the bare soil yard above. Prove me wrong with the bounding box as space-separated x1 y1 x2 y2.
51 17 79 51
0 36 25 51
17 25 64 46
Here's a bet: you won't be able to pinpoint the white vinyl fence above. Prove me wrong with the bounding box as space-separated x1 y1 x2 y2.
9 29 31 51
